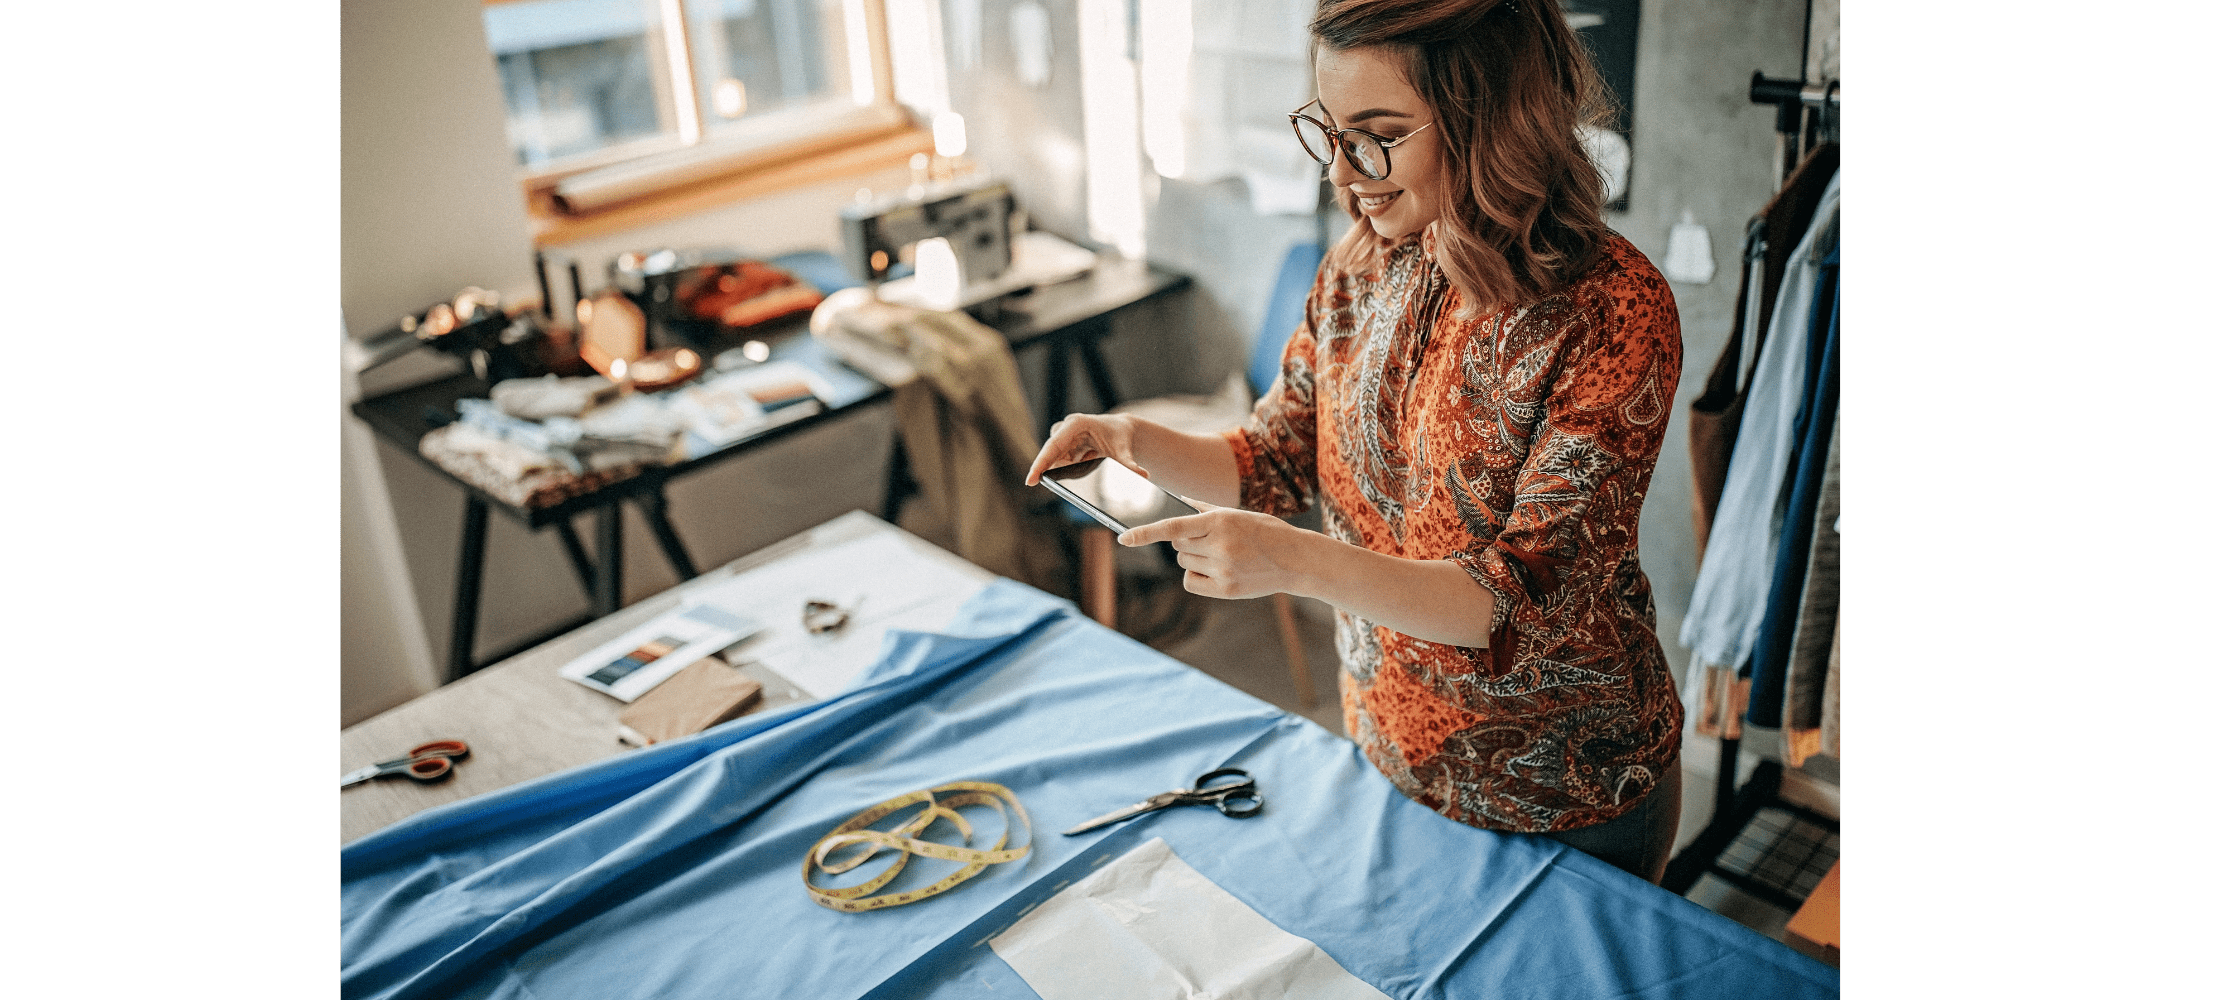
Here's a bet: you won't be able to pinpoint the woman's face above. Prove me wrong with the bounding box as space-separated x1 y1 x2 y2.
1312 44 1446 241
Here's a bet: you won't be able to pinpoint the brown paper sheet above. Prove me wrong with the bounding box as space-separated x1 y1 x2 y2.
618 657 764 745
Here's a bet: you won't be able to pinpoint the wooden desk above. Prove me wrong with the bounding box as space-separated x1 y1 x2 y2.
352 252 1185 681
339 511 994 845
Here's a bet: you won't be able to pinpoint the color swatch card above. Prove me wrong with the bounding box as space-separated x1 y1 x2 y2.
559 602 763 702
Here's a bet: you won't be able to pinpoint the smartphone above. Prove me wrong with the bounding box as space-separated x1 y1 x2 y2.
1038 458 1192 533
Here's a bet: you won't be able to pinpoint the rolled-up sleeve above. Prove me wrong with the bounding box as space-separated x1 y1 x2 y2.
1445 277 1681 667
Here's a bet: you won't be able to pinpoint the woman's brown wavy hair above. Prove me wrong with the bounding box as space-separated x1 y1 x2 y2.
1312 0 1615 315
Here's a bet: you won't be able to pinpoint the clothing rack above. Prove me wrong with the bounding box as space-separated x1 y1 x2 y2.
1658 64 1841 911
1749 70 1841 189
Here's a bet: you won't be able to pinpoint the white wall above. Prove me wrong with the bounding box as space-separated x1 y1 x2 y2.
341 3 544 343
341 0 538 725
343 349 440 724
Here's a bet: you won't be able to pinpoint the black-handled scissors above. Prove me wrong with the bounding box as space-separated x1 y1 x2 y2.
1062 768 1263 836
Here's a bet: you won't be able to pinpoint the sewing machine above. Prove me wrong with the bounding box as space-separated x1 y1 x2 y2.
840 178 1014 287
838 178 1097 314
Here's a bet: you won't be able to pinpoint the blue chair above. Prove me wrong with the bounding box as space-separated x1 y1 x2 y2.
1070 241 1327 708
1251 241 1324 398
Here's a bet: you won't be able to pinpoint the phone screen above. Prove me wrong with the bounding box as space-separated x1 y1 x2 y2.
1038 458 1189 532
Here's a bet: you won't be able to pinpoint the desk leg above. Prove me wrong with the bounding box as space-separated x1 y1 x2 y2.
448 495 490 681
880 434 914 523
593 504 623 616
1660 736 1750 895
1076 316 1123 412
1043 337 1074 429
555 518 600 602
634 490 699 581
1080 527 1117 627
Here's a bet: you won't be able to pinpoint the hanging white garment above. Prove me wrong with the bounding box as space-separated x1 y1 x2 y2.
1679 170 1841 676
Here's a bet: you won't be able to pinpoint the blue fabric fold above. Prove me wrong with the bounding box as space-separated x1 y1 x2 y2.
343 579 1836 1000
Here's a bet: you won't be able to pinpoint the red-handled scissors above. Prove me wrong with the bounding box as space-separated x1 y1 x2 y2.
339 739 472 788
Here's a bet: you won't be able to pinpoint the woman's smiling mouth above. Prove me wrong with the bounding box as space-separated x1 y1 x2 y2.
1356 189 1402 212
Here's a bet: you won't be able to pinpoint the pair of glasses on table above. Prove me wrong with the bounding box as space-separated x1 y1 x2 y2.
1062 768 1263 836
340 740 472 788
1288 100 1433 181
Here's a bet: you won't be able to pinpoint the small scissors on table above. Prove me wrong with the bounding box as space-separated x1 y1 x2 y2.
1062 768 1263 836
340 739 472 788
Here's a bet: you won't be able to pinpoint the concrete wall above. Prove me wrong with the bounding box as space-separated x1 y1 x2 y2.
1617 0 1811 674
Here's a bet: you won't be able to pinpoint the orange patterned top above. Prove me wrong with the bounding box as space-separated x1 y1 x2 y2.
1225 228 1684 833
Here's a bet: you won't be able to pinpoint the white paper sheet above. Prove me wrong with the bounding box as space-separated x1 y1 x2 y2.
692 530 987 698
991 838 1390 1000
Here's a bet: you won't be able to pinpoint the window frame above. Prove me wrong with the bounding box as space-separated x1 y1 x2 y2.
483 0 930 246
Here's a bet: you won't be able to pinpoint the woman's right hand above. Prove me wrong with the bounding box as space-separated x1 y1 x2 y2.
1024 413 1145 486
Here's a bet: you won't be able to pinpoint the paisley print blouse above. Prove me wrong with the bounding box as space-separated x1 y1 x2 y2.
1224 228 1684 833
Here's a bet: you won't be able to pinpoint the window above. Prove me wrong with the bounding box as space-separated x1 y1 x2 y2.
483 0 918 226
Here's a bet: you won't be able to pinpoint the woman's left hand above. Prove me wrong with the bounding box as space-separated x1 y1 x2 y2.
1116 498 1322 600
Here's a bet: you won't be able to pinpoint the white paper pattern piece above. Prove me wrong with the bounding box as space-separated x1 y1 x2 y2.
992 838 1389 1000
694 530 987 698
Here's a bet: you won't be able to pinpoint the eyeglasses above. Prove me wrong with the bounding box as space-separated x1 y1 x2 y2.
1288 100 1433 181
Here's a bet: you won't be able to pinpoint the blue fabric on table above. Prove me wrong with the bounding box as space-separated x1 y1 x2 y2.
343 580 1836 1000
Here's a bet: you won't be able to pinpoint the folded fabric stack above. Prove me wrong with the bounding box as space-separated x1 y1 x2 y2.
416 375 682 508
417 423 643 509
417 364 838 507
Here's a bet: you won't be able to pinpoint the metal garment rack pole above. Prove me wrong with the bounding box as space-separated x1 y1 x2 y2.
1749 71 1841 188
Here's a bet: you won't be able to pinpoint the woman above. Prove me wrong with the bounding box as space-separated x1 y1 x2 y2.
1026 0 1685 881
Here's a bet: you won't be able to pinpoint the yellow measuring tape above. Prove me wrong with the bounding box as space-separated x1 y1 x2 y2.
802 781 1033 913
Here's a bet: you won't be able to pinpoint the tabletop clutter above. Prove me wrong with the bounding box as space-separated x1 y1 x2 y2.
380 255 842 510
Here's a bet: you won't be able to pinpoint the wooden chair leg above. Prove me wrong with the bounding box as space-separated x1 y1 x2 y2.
1272 592 1315 709
1081 527 1117 628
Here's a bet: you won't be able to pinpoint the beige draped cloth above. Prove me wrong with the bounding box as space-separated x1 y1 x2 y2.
813 294 1065 590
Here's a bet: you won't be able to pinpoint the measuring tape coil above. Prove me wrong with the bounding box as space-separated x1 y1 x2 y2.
802 781 1032 913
